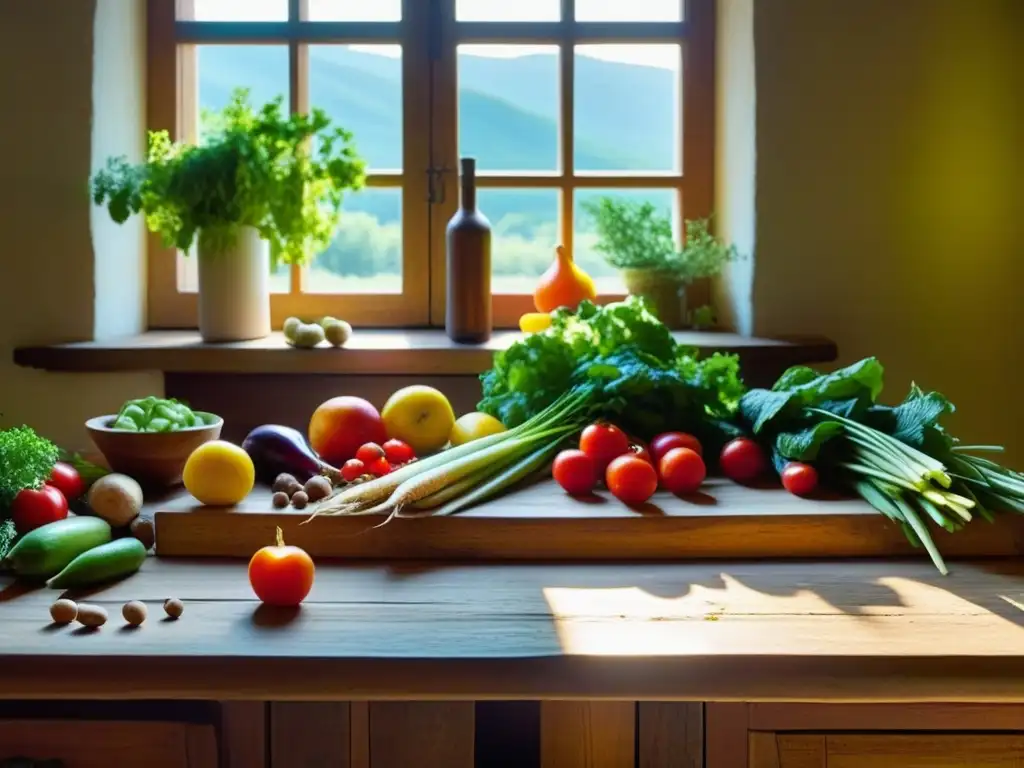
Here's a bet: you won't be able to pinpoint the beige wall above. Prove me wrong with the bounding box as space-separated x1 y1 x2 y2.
0 1 1019 464
0 0 159 448
752 0 1023 463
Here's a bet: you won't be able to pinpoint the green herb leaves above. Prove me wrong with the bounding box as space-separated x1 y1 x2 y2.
91 88 367 268
0 426 60 508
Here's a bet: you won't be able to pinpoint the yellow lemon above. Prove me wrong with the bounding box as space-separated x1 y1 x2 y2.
381 385 456 455
519 312 552 333
183 440 255 507
449 411 507 447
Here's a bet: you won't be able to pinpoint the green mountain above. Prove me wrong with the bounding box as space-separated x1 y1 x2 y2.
197 46 677 279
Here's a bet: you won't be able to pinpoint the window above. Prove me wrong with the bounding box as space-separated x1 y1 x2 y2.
147 0 714 329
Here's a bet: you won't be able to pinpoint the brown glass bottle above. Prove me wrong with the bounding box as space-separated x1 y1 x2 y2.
445 158 492 343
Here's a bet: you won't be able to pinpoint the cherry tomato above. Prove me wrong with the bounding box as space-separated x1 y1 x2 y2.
658 447 706 495
355 442 385 464
627 439 653 465
341 459 365 482
248 526 315 607
782 462 819 496
579 423 630 473
720 438 768 483
48 462 85 501
650 432 703 463
382 438 415 465
552 449 597 496
605 455 658 506
11 484 69 534
366 457 392 477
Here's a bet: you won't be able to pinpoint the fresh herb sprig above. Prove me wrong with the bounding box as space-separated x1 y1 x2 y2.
0 426 60 509
91 88 366 268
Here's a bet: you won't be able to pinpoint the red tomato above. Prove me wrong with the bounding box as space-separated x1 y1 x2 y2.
627 439 653 465
552 449 597 496
382 439 415 465
341 459 365 482
11 484 69 534
355 442 385 464
720 438 768 483
248 526 315 607
650 432 703 463
48 462 85 500
658 447 706 495
579 423 630 473
366 457 392 477
782 462 819 496
605 455 658 506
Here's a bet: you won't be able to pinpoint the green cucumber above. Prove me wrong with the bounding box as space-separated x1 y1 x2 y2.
4 517 112 578
46 537 147 589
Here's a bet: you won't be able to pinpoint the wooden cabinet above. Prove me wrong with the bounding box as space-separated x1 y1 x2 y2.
0 720 217 768
750 733 1024 767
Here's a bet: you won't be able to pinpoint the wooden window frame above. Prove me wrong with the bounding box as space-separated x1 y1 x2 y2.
146 0 714 331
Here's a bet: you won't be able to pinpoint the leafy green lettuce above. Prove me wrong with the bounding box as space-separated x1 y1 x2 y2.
478 297 745 443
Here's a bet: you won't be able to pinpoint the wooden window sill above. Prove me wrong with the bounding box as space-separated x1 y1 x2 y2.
13 329 837 376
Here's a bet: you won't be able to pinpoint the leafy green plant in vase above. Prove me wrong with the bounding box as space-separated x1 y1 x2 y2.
583 198 739 329
91 88 366 342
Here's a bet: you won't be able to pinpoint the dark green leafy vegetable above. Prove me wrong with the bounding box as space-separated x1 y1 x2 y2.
479 296 744 444
113 397 202 433
0 518 15 563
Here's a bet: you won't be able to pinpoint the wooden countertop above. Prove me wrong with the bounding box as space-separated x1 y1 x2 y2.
2 558 1022 702
12 329 837 375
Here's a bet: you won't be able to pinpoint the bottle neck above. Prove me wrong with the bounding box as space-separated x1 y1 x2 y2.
460 160 477 211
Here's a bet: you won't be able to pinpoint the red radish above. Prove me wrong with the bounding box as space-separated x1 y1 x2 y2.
720 438 767 483
48 462 85 500
355 442 385 464
782 462 819 496
579 423 630 473
341 459 365 482
552 449 597 496
605 455 658 506
650 432 703 462
658 447 706 495
11 484 69 534
366 457 392 477
382 439 415 465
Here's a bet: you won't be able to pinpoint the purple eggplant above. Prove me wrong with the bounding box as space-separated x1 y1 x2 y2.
241 424 342 485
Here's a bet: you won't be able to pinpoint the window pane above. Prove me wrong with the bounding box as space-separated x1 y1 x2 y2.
306 188 402 294
310 45 402 171
457 0 560 21
178 45 291 292
482 189 560 294
574 188 680 294
575 0 682 21
574 45 681 173
186 0 288 21
307 0 402 21
458 45 559 172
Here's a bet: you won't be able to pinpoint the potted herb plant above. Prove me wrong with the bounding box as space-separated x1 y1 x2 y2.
91 88 366 342
583 198 739 328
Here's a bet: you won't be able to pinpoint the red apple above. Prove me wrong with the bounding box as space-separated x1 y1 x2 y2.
309 396 387 466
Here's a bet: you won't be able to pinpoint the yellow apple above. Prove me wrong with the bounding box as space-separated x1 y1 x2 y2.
381 385 456 455
449 411 507 447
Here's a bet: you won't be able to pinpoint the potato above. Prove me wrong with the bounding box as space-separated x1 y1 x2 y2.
323 319 353 348
290 490 309 509
287 322 326 349
164 598 184 619
303 475 332 501
76 604 108 627
272 473 298 493
130 517 156 550
50 598 78 625
87 473 144 527
272 491 290 508
122 600 147 626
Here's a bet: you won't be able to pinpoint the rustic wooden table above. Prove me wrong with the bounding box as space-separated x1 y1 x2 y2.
2 557 1022 702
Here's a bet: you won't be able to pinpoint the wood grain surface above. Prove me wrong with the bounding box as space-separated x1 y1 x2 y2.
153 479 1024 562
1 558 1022 702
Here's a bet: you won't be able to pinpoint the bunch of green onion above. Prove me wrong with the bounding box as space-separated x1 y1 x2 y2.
309 390 594 522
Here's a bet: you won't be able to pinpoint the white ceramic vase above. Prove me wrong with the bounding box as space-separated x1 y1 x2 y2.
196 226 272 342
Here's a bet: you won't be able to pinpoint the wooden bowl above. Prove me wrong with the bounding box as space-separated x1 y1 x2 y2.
86 412 223 488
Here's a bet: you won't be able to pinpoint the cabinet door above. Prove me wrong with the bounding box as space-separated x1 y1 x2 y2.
0 720 217 768
750 732 1024 768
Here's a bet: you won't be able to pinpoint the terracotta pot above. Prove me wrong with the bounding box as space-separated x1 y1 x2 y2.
196 226 271 342
621 268 687 329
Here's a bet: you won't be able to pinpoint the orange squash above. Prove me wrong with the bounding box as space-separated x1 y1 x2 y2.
533 245 597 313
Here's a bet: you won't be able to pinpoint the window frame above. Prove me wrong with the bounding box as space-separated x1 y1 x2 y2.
145 0 714 331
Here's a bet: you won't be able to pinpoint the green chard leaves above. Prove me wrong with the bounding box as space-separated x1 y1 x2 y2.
478 297 744 443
